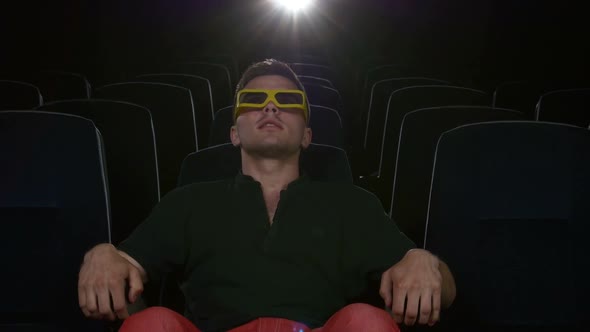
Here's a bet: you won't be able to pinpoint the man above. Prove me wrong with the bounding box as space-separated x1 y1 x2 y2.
78 59 456 332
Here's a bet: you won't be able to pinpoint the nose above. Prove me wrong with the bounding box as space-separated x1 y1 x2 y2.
263 101 279 115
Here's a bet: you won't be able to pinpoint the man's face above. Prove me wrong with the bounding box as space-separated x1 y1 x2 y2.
230 75 312 159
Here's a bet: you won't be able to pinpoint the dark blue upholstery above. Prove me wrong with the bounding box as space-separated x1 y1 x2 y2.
389 107 524 247
0 80 42 110
178 143 353 186
94 82 197 195
167 62 233 110
536 88 590 128
303 83 343 113
374 85 490 176
493 80 546 119
136 74 215 148
290 63 336 83
309 105 344 148
298 75 335 89
209 105 234 146
0 111 110 331
31 71 91 102
37 99 160 245
425 121 590 331
192 54 239 87
362 77 451 152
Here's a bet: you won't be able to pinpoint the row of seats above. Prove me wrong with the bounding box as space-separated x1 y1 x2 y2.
4 61 588 150
0 110 351 331
3 76 588 156
357 83 590 169
3 61 589 241
0 61 347 258
0 112 110 332
424 121 590 331
1 67 346 147
2 60 588 204
2 110 588 331
2 55 589 331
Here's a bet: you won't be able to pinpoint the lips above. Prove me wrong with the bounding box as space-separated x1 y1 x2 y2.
257 118 284 129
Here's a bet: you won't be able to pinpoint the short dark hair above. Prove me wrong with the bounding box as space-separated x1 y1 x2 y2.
233 59 309 124
234 59 305 96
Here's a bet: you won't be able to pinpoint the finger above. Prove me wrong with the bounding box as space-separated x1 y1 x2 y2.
429 287 442 326
85 287 98 316
128 267 144 303
78 284 88 316
81 307 92 317
78 277 86 307
89 300 103 320
404 289 420 326
379 273 392 308
90 311 103 320
391 285 407 324
110 279 129 319
418 289 433 325
96 284 116 321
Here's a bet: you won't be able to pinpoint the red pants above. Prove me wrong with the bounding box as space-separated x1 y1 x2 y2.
120 303 400 332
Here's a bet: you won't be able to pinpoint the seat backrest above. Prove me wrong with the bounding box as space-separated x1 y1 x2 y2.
425 121 590 329
359 64 419 109
361 64 406 95
32 71 91 102
290 63 336 83
536 88 590 128
363 77 451 151
298 75 335 89
375 85 489 176
0 111 110 330
192 54 239 87
168 62 233 110
209 105 234 146
389 107 524 246
37 99 160 244
94 82 197 195
0 80 43 110
309 105 344 148
178 143 353 186
136 73 215 148
493 80 545 119
303 83 343 114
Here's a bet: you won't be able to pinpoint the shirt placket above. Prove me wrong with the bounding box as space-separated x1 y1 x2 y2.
263 189 288 253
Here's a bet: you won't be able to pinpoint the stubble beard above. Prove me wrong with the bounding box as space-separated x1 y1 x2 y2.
241 140 301 160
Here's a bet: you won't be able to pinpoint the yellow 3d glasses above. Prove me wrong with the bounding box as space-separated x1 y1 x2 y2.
234 89 309 122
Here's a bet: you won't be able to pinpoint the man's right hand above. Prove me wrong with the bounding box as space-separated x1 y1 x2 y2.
78 243 145 321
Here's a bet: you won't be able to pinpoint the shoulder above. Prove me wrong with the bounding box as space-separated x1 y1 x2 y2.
177 177 234 192
303 181 384 208
162 178 234 202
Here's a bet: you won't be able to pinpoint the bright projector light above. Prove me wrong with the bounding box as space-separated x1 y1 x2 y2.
273 0 313 12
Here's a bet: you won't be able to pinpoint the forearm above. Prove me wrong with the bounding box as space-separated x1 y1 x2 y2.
438 260 456 308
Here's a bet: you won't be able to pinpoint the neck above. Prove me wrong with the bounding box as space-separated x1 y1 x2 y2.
241 151 301 192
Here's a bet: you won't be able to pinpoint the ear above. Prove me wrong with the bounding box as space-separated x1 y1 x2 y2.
301 127 312 149
230 125 241 147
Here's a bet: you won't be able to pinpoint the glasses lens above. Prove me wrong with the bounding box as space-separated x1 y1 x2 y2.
275 92 303 105
240 92 268 104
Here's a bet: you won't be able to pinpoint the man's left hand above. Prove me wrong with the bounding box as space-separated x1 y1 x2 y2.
379 248 442 326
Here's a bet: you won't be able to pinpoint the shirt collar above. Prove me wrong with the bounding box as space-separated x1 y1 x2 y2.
234 170 310 191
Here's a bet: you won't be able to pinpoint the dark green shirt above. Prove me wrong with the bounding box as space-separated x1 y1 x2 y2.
118 173 415 331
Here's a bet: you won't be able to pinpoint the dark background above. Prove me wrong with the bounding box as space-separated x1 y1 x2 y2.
2 0 588 89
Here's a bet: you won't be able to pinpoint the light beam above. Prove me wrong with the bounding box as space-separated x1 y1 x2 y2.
272 0 314 12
